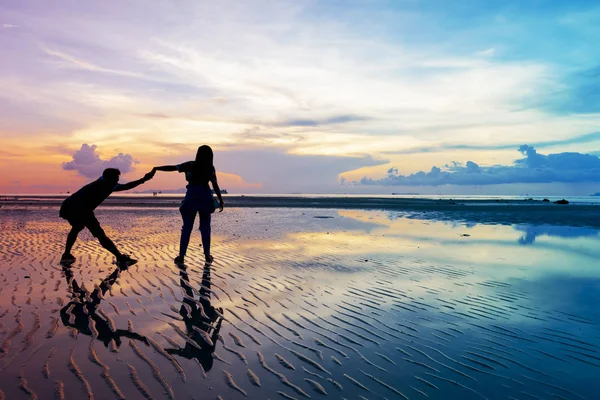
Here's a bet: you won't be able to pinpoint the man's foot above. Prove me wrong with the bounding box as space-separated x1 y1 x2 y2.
60 253 76 265
116 254 137 266
174 255 185 265
205 254 214 263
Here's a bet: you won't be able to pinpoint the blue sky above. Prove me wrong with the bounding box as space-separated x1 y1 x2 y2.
0 0 599 194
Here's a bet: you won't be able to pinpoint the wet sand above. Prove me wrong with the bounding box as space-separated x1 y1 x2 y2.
0 207 599 399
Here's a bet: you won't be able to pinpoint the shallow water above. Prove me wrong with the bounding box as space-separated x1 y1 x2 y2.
0 207 598 399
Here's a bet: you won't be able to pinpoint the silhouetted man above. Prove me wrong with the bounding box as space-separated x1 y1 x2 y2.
59 168 154 265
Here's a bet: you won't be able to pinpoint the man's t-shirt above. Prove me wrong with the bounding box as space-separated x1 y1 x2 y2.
177 161 217 187
60 177 121 217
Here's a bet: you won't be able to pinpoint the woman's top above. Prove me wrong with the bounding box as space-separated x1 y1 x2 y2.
177 161 217 188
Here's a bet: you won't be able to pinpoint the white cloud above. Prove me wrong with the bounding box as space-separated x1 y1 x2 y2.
62 144 139 178
475 48 496 57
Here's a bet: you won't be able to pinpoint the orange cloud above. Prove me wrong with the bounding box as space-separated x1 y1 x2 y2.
217 171 262 189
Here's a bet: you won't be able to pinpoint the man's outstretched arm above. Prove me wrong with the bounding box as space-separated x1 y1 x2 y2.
153 165 178 172
113 170 155 192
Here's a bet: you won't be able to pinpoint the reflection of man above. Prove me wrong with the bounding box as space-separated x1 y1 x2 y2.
59 265 147 348
165 262 223 371
59 168 155 265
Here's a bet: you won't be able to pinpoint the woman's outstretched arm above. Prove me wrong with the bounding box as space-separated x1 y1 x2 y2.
153 165 178 172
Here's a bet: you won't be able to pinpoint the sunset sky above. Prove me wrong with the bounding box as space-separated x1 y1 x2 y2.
1 0 599 194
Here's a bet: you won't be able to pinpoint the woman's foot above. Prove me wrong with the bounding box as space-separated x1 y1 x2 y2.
205 254 214 263
174 255 185 265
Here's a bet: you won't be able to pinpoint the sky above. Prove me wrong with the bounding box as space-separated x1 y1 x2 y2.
1 0 600 195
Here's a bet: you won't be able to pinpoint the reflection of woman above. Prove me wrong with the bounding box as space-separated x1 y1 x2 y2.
59 265 147 348
154 145 224 265
165 262 223 371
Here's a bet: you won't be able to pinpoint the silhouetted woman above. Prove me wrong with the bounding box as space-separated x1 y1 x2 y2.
154 145 224 264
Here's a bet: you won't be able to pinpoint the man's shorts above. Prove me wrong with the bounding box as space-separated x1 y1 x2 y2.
62 212 105 238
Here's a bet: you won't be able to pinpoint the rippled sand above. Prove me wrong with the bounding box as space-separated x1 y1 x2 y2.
0 207 599 399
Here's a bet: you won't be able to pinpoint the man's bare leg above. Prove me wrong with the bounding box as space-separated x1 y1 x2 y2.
62 225 83 263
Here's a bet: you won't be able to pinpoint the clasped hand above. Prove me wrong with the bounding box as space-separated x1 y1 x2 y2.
144 168 157 181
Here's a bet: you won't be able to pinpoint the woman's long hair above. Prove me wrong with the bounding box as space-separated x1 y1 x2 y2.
193 145 214 183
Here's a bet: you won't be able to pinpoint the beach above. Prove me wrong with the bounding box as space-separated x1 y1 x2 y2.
1 204 599 399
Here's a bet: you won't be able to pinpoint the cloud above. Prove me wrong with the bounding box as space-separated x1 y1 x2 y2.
62 144 139 178
232 127 306 145
384 131 600 155
475 48 496 57
274 114 369 127
360 146 600 186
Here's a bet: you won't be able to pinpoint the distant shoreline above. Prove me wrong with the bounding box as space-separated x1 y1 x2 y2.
2 195 600 228
1 194 598 208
